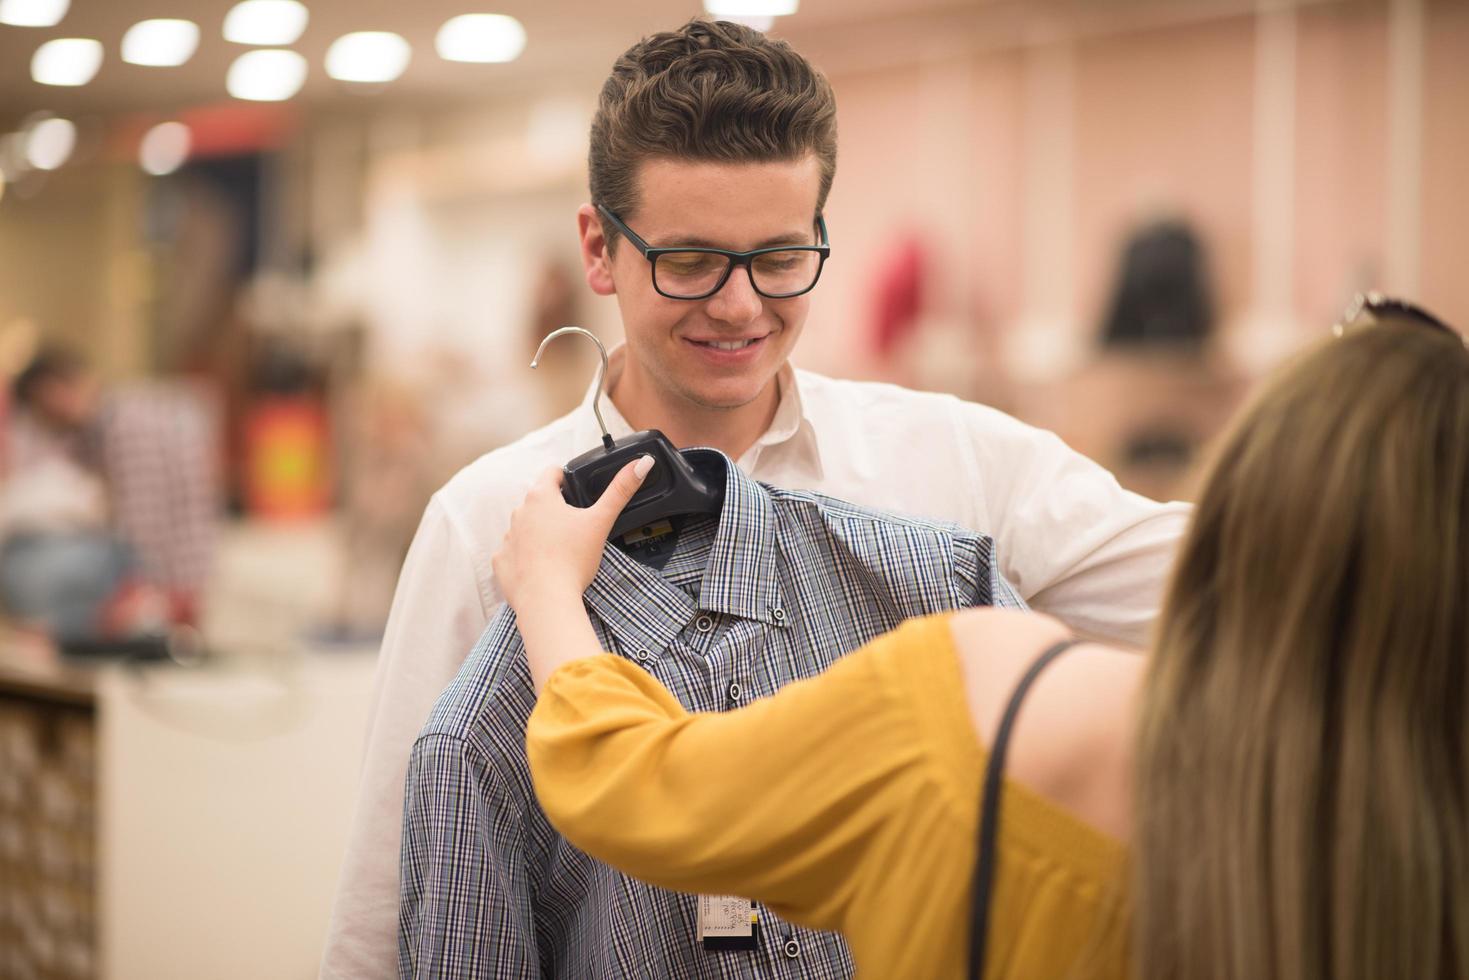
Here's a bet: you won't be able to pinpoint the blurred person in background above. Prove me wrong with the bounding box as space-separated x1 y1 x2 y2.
0 348 134 641
0 346 220 643
324 19 1190 979
495 303 1469 979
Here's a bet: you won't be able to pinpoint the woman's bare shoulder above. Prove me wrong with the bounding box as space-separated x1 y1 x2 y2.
947 607 1142 838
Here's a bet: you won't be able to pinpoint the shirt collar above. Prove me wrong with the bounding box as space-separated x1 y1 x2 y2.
689 448 784 624
753 363 805 449
571 343 822 473
581 449 788 657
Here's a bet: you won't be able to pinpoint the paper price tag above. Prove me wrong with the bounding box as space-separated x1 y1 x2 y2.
697 895 754 939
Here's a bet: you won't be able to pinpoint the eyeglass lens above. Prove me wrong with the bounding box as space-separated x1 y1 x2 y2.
654 249 822 299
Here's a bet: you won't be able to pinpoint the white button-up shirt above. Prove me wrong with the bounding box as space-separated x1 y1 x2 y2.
320 348 1190 979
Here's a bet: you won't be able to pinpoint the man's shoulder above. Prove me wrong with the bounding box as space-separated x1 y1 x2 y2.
431 409 584 535
794 367 962 414
793 367 1022 442
417 607 535 752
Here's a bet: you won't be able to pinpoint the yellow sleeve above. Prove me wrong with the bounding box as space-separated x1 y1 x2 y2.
525 618 942 934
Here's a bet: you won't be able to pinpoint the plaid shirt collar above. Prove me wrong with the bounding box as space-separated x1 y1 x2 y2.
582 449 788 657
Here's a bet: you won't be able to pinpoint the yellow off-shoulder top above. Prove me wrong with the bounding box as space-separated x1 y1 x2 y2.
526 612 1129 979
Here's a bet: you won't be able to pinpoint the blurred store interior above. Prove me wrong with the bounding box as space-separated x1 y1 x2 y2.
0 0 1465 976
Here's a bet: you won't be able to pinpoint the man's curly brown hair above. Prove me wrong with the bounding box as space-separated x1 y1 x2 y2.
588 19 837 249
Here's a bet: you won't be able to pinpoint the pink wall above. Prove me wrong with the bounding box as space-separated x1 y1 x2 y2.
812 52 1025 383
1294 4 1390 332
1072 15 1256 340
1421 0 1469 326
801 1 1469 388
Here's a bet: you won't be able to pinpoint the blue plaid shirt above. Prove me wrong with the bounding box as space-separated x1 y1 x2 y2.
399 451 1026 979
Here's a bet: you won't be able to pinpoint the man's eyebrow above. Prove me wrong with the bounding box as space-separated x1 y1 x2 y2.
653 230 816 250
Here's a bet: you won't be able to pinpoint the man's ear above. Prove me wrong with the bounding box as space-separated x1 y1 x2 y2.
577 204 617 297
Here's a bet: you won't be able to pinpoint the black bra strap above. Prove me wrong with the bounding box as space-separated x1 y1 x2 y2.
967 637 1084 980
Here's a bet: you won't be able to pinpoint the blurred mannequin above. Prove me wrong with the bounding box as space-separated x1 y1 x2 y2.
1024 220 1246 501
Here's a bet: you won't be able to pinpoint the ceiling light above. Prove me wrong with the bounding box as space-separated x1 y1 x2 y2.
435 14 525 64
223 0 308 46
31 37 103 86
0 0 68 28
703 0 798 16
140 121 191 175
122 19 199 67
227 49 306 101
325 31 410 83
25 117 76 170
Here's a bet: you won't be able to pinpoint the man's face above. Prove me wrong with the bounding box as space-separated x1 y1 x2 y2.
580 155 824 416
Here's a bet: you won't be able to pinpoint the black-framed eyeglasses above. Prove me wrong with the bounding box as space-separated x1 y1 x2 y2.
1333 291 1465 346
596 204 831 301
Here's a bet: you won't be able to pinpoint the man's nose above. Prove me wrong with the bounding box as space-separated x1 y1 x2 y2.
703 264 763 324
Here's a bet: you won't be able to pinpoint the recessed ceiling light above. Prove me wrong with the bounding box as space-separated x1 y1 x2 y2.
139 121 191 176
122 19 199 67
25 116 76 170
31 37 102 86
0 0 69 28
703 0 798 16
435 14 526 64
325 32 411 84
223 0 308 46
227 49 307 101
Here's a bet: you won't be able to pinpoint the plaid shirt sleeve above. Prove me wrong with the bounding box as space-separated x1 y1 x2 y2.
991 566 1027 610
951 531 1029 611
398 732 540 979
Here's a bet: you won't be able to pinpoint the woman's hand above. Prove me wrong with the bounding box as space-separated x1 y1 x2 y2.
493 455 655 615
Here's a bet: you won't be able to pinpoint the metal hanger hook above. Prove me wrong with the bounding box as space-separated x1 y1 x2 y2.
532 326 614 449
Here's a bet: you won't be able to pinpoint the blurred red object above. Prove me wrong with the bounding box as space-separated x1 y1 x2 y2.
97 578 174 637
870 235 927 356
242 396 332 519
110 102 299 162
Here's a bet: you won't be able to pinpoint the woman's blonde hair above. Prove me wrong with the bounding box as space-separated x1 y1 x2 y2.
1134 318 1469 980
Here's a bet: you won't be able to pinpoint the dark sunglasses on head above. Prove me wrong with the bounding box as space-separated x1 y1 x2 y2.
1333 291 1465 346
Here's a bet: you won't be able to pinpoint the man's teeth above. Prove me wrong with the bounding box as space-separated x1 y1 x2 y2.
699 339 758 351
